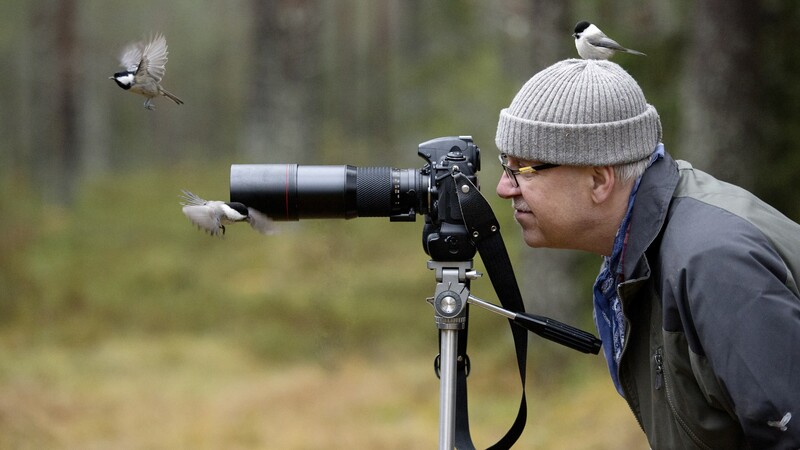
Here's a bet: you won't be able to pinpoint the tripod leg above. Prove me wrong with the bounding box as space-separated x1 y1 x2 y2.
429 261 473 449
439 328 458 450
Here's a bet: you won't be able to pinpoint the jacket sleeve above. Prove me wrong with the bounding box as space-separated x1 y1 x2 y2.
672 215 800 449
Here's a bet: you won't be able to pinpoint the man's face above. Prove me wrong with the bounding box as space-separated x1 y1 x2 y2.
496 154 594 250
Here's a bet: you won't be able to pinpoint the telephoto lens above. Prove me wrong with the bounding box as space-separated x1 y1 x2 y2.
229 164 428 221
230 136 480 223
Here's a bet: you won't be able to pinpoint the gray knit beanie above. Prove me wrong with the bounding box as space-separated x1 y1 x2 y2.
496 58 661 166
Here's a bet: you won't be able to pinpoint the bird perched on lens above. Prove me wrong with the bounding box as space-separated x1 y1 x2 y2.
573 21 645 60
110 33 184 110
180 190 274 237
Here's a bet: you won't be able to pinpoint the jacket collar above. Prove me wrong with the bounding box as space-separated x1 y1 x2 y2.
622 151 680 280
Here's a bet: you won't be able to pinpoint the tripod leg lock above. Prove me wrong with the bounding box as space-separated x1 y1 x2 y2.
433 353 471 379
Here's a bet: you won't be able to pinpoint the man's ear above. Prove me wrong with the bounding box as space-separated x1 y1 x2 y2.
590 166 616 204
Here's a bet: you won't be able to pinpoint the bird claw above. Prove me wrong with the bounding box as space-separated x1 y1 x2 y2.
144 100 155 110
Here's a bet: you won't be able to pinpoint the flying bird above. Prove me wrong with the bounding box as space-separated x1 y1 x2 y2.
573 21 645 60
110 33 184 110
180 190 274 237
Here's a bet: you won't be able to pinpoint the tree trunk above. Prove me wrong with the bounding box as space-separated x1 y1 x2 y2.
243 0 322 162
30 0 81 203
679 0 761 188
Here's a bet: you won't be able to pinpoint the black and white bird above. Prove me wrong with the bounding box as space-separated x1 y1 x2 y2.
573 21 645 60
180 190 274 237
110 33 184 110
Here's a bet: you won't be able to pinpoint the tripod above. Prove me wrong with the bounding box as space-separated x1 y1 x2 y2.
428 257 603 449
428 260 476 449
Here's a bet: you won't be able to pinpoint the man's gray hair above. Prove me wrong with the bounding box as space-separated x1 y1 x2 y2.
613 157 650 183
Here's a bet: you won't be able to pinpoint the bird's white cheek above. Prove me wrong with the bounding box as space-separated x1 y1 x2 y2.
119 74 134 85
220 204 247 221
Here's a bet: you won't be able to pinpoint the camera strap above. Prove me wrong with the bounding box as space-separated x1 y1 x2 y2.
451 171 529 450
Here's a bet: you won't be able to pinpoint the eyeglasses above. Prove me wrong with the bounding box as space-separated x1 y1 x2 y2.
498 153 560 187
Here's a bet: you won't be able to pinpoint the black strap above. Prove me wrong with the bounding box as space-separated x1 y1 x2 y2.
454 308 475 450
452 172 529 449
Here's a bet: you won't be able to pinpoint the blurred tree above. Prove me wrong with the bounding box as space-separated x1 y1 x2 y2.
679 0 760 188
357 1 393 146
318 0 395 162
76 1 112 179
26 0 81 203
752 0 800 220
54 0 80 203
528 0 573 70
243 0 322 162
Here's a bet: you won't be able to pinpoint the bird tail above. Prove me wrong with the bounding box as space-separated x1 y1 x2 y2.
161 88 184 105
626 48 646 57
179 189 205 206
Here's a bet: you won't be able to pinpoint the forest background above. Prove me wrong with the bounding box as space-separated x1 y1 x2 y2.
1 0 798 448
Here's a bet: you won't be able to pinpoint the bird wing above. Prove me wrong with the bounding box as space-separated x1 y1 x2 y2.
182 204 224 237
119 41 144 72
136 33 169 82
247 207 276 235
180 190 222 236
585 35 646 55
586 35 629 52
180 189 208 207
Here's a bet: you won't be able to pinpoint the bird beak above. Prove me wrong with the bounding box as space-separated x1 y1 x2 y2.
108 76 114 80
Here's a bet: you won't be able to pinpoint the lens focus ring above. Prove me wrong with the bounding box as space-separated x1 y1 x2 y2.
356 167 393 216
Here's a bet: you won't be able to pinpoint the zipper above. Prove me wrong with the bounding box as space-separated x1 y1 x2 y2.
654 347 664 390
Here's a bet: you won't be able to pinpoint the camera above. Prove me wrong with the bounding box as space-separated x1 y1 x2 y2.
230 136 480 260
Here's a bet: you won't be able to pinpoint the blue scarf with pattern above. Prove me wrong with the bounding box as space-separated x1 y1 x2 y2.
593 144 664 396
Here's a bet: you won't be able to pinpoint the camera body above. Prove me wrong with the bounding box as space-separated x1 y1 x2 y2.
230 136 480 259
417 136 480 261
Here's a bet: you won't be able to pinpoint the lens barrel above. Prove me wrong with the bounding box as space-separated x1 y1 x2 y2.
230 164 427 221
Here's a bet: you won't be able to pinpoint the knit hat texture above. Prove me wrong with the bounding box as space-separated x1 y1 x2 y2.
496 58 661 166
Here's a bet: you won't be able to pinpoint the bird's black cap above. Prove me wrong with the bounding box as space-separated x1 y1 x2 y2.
573 21 591 36
227 202 249 217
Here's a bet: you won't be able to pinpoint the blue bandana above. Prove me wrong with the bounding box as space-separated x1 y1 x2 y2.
593 144 664 396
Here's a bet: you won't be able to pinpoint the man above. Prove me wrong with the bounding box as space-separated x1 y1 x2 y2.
494 58 800 449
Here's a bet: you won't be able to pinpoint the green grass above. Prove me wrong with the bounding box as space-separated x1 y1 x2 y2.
0 165 647 448
0 334 646 449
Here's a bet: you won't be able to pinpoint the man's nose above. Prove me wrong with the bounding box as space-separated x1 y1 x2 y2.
496 172 519 199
